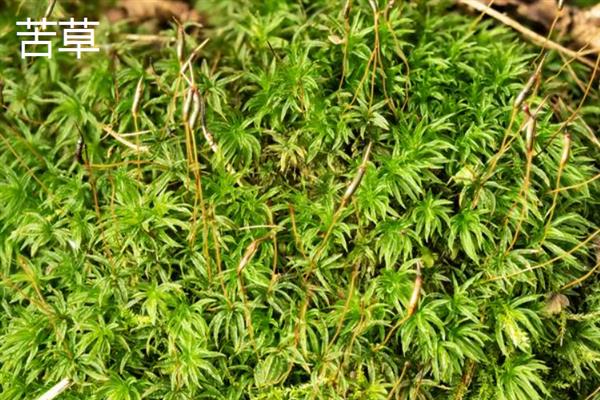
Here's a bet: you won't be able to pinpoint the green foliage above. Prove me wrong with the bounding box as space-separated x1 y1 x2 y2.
1 0 600 399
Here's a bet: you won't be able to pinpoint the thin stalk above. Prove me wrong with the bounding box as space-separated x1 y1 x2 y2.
295 141 373 349
0 273 44 316
454 359 476 400
471 107 518 209
132 77 144 178
89 160 152 169
541 132 571 244
412 368 425 398
384 9 410 112
237 270 257 354
557 98 600 149
43 0 57 20
506 106 537 252
238 225 279 231
182 89 195 178
176 24 185 65
368 1 380 110
379 260 422 349
304 141 372 281
236 234 272 354
237 237 267 275
209 207 221 285
37 378 71 400
179 39 210 77
486 227 600 282
330 261 360 346
387 361 410 400
267 208 279 290
346 30 378 110
0 131 51 195
210 51 222 75
121 34 176 44
210 221 232 309
341 0 384 110
585 385 600 400
289 204 307 259
162 23 185 131
185 88 210 274
0 79 4 109
540 53 600 154
471 59 546 209
110 130 152 138
337 0 352 91
0 121 44 163
108 172 122 249
334 312 365 390
548 172 600 193
514 56 545 109
72 125 117 277
552 52 589 93
316 261 360 385
102 125 149 153
198 91 239 179
561 260 600 291
12 257 73 359
15 257 55 320
313 142 373 261
384 0 396 21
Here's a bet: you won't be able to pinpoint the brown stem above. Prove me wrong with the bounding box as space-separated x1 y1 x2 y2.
379 260 423 349
561 260 600 290
487 227 600 282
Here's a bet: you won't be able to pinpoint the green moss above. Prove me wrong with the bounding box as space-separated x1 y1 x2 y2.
1 1 599 399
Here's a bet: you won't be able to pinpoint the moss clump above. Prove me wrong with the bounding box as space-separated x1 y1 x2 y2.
1 0 599 399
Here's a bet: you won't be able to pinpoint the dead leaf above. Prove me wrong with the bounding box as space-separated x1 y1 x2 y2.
107 0 202 24
464 0 600 54
572 5 600 53
544 293 569 315
328 34 345 45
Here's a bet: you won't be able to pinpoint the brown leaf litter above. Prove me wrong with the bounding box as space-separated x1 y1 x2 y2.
107 0 202 24
465 0 600 54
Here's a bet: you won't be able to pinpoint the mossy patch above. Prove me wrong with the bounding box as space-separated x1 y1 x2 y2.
1 1 599 399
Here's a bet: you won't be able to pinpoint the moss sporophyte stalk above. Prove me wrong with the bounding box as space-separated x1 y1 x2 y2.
1 1 600 399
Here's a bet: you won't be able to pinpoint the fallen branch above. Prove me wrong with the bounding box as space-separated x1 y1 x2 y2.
458 0 596 68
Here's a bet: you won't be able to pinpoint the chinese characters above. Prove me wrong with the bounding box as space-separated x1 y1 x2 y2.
16 17 99 59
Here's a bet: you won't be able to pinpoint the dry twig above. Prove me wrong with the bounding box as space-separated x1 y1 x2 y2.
458 0 596 68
